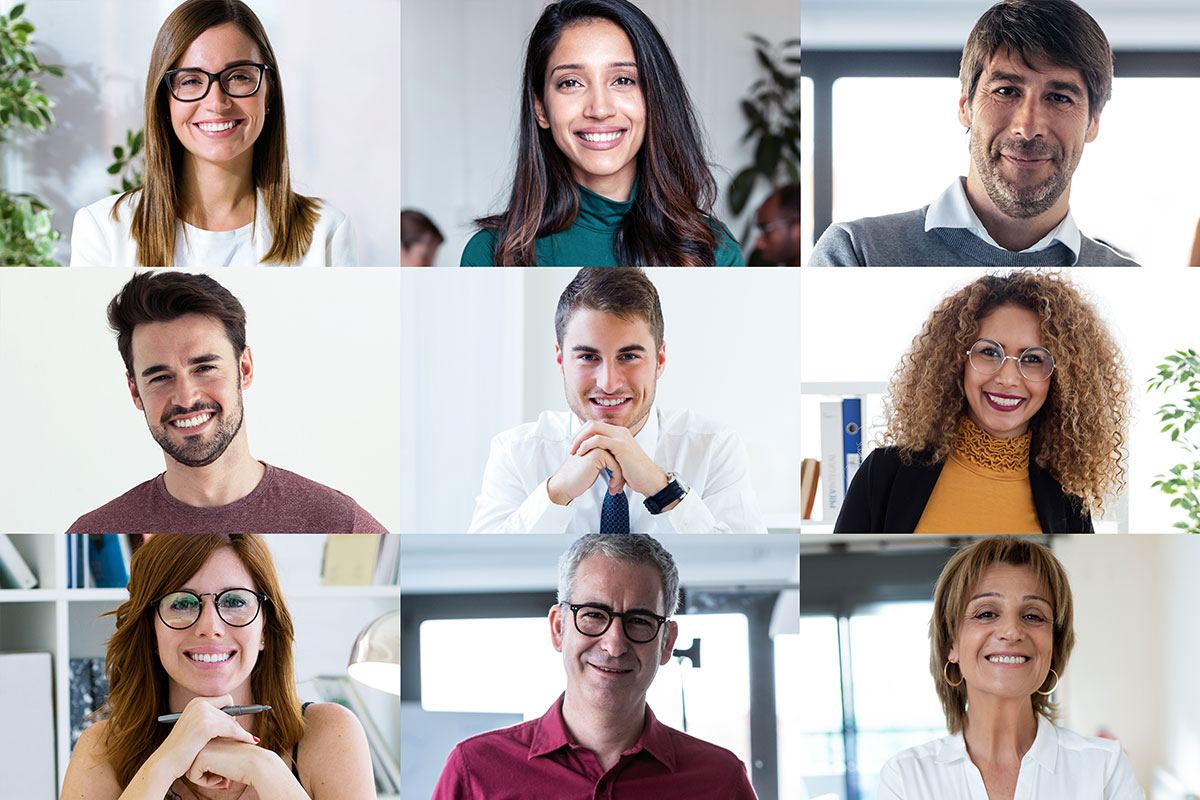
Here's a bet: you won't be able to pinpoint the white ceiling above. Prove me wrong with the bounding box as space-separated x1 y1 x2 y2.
400 535 800 594
803 0 1200 49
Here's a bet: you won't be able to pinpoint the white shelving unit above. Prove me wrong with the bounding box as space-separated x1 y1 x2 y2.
0 534 399 799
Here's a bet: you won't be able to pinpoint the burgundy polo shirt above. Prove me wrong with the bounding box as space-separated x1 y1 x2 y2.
432 695 758 799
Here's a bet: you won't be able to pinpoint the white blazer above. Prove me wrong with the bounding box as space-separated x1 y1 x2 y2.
69 190 358 266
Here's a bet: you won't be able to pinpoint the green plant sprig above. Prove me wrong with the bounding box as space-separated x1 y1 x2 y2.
108 128 145 194
1147 348 1200 532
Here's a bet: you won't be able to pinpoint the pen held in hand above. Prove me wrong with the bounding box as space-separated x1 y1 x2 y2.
157 704 271 724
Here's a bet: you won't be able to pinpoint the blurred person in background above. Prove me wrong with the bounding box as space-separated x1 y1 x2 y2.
753 183 800 265
401 209 444 266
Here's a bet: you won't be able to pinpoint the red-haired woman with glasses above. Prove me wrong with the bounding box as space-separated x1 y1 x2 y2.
60 535 375 800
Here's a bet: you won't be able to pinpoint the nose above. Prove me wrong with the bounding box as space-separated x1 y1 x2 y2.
585 83 614 119
171 373 203 409
994 355 1023 386
599 618 629 657
194 596 226 636
1010 93 1046 140
203 79 234 109
597 359 622 394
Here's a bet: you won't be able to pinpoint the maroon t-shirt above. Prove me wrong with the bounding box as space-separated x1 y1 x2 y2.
432 695 758 800
66 462 388 534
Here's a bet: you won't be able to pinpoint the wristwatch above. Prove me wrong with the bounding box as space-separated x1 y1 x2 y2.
644 472 688 514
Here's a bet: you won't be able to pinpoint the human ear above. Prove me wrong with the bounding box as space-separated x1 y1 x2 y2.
239 346 254 390
957 91 972 130
127 372 144 411
655 342 666 379
658 620 679 666
1084 112 1100 143
534 95 550 130
549 604 565 652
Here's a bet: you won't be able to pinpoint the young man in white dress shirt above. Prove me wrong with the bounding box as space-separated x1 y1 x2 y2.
468 268 766 533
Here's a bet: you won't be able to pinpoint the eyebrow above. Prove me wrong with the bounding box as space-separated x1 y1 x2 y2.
985 70 1084 98
571 344 647 354
578 601 661 616
176 59 261 71
140 353 223 379
969 591 1052 605
551 61 638 75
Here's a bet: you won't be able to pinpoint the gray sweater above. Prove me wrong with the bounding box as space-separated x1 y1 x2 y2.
808 207 1139 266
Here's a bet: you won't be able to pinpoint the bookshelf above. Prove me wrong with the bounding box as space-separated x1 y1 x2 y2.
0 534 400 799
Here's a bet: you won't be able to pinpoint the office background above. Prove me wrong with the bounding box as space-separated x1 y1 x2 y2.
0 268 402 533
799 534 1200 800
399 267 802 533
801 0 1200 266
23 0 400 266
400 0 801 265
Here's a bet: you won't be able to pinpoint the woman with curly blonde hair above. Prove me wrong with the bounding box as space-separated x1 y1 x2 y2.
834 270 1128 533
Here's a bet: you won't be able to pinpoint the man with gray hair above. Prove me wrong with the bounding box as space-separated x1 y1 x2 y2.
432 534 758 799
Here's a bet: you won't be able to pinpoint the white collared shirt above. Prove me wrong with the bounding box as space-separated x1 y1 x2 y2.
69 190 358 266
925 178 1083 264
467 406 766 533
878 715 1144 800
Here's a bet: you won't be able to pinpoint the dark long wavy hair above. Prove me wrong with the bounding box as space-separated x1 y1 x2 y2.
478 0 721 266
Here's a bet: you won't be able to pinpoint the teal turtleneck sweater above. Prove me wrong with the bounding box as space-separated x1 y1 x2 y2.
460 179 744 266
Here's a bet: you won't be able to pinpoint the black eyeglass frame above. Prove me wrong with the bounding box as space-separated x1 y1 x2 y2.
563 602 668 644
162 63 272 102
966 338 1056 382
151 588 270 630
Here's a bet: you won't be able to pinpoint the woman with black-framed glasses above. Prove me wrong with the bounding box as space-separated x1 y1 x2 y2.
70 0 356 266
834 270 1129 534
60 534 376 800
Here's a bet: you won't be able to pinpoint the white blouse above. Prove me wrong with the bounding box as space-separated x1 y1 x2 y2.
68 190 357 266
878 716 1144 800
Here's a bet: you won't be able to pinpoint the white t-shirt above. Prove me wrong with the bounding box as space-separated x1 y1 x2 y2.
467 406 767 533
69 190 357 266
877 715 1144 800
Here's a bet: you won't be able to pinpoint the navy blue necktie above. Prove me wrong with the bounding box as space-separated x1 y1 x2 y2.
599 468 630 533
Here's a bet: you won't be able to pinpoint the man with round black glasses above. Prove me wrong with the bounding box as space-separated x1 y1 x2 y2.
432 534 758 799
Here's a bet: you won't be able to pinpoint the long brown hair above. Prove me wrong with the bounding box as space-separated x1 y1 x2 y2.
478 0 722 266
115 0 319 265
100 535 304 789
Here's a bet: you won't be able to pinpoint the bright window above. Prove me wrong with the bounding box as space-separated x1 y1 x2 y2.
775 633 801 800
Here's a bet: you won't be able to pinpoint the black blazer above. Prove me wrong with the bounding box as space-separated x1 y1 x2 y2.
832 447 1093 533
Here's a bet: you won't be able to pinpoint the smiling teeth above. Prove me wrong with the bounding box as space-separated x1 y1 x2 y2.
188 652 232 663
592 398 627 406
987 655 1029 664
579 131 623 142
198 121 236 132
986 393 1023 407
173 413 212 429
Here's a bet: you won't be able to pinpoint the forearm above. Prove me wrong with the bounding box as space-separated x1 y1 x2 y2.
118 754 180 800
248 751 312 800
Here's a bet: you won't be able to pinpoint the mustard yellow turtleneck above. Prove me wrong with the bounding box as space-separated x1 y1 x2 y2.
914 417 1041 534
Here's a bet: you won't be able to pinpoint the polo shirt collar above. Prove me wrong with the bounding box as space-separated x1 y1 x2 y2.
925 177 1082 264
528 695 677 771
933 714 1058 772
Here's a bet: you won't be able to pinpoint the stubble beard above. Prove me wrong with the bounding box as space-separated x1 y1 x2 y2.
971 129 1078 220
566 381 656 435
149 390 245 468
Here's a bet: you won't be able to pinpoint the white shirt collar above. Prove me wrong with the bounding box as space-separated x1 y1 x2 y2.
925 177 1082 262
934 714 1059 773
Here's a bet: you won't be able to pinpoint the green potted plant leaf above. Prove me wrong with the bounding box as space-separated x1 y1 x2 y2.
108 127 145 194
1147 348 1200 532
727 34 800 264
0 3 64 266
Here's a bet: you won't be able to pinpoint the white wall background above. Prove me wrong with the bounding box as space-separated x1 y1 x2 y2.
400 0 801 266
800 267 1200 534
400 268 801 532
0 269 402 533
25 0 400 266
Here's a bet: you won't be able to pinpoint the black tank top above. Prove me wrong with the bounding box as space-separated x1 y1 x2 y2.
292 702 314 780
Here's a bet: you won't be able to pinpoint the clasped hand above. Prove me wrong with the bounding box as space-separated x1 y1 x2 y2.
159 695 265 791
548 421 668 505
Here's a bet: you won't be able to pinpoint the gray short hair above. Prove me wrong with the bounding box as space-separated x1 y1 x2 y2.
557 534 680 617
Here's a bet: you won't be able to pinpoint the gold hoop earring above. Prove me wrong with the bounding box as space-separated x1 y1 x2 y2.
1036 667 1059 696
943 660 964 687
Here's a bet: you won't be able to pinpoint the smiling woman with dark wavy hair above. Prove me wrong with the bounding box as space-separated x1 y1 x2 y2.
835 270 1129 534
59 534 375 800
461 0 742 266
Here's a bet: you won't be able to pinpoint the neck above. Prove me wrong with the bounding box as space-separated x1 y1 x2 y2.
162 434 265 507
963 172 1070 252
561 692 647 771
575 164 636 203
179 153 256 231
962 696 1039 768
